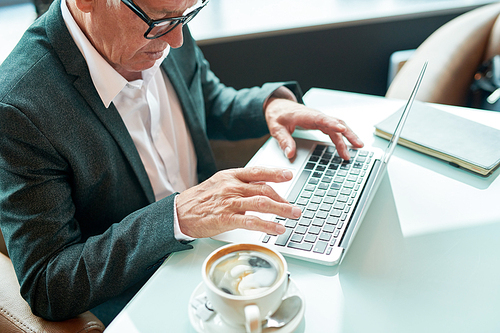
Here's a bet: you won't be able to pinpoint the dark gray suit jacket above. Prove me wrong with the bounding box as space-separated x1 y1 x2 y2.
0 0 301 323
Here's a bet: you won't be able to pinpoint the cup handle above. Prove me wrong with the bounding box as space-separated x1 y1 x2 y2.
244 304 261 333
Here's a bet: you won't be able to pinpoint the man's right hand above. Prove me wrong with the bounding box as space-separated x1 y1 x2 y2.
176 167 302 238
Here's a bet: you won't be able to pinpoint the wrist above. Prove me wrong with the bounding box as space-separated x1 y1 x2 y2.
173 194 196 242
263 86 298 114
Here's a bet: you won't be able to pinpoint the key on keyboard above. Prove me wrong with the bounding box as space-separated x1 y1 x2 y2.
263 144 371 256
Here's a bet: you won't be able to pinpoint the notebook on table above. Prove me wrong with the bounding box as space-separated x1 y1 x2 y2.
213 62 428 266
374 101 500 176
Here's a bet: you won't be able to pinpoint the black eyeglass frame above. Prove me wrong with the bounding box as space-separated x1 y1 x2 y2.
121 0 209 39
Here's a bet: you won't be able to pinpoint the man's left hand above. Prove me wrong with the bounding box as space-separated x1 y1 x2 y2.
264 98 364 160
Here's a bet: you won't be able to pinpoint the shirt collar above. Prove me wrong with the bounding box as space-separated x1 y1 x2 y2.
60 0 170 108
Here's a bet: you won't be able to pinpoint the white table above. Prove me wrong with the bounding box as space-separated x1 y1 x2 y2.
106 89 500 333
0 2 36 65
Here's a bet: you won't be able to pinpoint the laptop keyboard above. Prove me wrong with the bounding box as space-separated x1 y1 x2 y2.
262 144 373 256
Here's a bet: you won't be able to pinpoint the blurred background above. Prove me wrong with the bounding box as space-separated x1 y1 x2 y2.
1 0 498 96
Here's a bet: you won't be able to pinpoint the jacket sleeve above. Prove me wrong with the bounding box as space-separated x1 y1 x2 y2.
0 101 192 321
183 28 303 141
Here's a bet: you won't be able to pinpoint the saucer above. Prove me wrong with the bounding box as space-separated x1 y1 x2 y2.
188 278 305 333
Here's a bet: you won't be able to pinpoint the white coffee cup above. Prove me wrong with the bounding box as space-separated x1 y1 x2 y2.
202 243 289 333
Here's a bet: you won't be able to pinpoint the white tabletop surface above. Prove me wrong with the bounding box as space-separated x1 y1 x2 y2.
106 89 500 333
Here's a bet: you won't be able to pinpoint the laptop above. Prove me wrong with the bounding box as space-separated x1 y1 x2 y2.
213 62 428 265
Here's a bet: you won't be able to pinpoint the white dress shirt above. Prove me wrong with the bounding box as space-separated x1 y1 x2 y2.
61 0 196 239
60 1 298 241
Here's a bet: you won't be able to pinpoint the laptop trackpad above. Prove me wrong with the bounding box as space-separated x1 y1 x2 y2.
246 138 312 197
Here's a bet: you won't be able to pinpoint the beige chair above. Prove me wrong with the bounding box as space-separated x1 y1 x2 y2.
386 2 500 106
0 229 105 333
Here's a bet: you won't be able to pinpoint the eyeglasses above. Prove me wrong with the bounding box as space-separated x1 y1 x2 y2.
121 0 209 39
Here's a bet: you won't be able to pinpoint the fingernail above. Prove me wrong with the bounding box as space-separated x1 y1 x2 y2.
338 124 346 131
292 206 302 218
276 224 286 234
284 147 292 158
282 169 293 179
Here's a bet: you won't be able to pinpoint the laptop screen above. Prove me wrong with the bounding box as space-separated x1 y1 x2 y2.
383 61 428 164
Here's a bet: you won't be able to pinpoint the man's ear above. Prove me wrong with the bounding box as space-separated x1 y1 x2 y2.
73 0 94 13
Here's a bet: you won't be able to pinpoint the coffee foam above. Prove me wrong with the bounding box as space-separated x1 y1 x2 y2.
209 251 279 296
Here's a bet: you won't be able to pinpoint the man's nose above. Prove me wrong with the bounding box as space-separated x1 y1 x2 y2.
160 24 184 48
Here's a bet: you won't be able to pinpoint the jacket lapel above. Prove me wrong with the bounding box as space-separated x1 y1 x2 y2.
47 0 217 196
46 0 156 203
162 55 217 183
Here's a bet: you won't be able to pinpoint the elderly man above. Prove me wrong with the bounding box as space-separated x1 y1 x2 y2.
0 0 363 325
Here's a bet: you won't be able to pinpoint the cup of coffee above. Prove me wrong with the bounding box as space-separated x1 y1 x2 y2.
202 243 289 333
